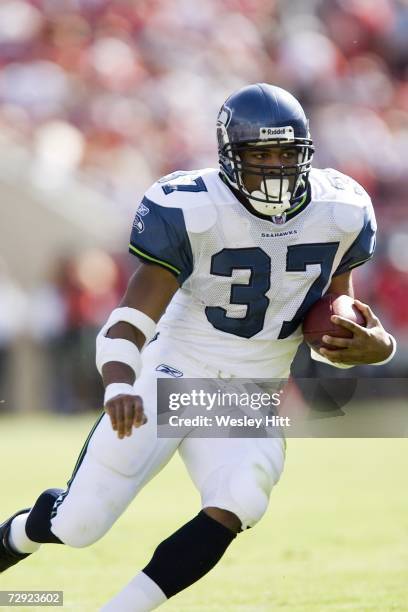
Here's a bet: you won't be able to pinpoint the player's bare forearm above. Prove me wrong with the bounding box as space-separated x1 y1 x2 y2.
102 263 179 438
102 265 178 383
327 270 353 297
119 262 179 320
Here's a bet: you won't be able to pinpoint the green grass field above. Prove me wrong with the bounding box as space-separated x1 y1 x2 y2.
1 413 407 611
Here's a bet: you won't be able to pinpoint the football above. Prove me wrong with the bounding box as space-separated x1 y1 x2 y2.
302 293 366 351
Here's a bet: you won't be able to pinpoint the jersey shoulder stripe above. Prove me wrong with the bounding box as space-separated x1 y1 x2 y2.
128 243 181 276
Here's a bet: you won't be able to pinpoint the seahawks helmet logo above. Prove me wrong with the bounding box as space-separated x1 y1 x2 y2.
217 105 232 128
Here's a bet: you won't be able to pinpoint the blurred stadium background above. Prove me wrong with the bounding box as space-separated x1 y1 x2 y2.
1 2 407 611
0 0 407 414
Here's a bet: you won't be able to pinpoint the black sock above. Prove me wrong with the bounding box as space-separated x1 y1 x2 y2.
25 489 64 544
143 510 237 598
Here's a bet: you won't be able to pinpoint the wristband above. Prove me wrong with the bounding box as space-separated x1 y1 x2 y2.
104 383 135 405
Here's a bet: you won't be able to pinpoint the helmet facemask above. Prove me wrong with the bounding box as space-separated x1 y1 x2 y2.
218 123 314 220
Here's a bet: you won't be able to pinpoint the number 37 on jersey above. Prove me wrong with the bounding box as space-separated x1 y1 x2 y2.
129 168 376 342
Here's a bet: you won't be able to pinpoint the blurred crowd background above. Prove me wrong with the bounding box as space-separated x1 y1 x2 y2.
0 0 407 413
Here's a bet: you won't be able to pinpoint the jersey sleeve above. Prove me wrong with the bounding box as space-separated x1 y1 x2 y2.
333 202 377 276
129 196 193 285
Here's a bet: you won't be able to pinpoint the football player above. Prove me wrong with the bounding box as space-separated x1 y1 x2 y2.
0 84 396 611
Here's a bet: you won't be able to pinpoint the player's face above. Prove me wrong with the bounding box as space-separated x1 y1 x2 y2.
239 146 298 194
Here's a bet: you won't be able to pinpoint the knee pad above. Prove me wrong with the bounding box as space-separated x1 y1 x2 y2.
25 488 65 543
227 465 270 529
202 449 284 530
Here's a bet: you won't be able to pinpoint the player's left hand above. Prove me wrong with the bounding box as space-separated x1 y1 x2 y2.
319 299 394 365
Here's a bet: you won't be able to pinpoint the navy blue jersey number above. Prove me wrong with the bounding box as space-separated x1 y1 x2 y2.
278 242 340 339
162 176 207 195
205 248 271 339
205 243 339 340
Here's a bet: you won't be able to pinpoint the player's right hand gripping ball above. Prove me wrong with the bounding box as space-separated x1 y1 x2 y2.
302 293 366 351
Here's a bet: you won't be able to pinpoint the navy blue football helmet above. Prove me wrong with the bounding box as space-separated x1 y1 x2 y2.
217 83 314 218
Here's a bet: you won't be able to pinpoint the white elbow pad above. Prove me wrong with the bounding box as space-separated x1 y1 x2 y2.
95 307 156 377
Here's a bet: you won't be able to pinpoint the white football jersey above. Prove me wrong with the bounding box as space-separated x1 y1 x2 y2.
129 168 376 377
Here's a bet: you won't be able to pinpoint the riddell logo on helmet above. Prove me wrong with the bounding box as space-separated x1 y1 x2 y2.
259 126 294 140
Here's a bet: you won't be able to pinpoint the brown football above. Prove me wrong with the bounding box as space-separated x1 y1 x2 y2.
302 293 366 351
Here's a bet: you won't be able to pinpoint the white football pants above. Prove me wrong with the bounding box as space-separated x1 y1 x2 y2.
49 334 285 547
